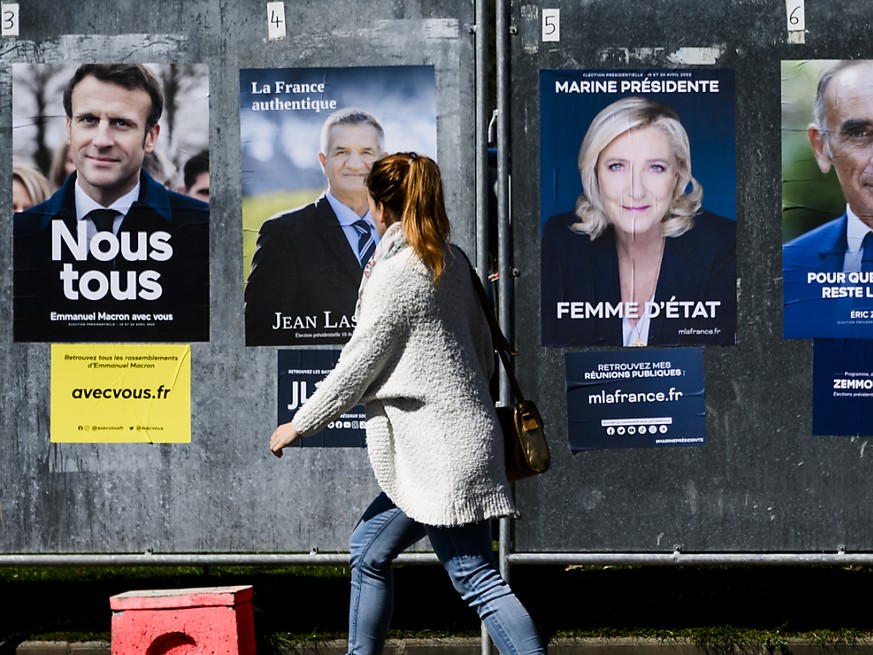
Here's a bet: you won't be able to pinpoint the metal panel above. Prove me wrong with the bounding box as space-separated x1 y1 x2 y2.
0 0 476 554
509 0 873 553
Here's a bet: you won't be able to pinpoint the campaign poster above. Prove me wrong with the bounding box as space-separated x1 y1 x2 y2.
51 344 191 443
12 63 210 343
812 339 873 436
565 348 705 451
782 60 873 339
540 69 737 348
278 350 365 447
240 66 437 347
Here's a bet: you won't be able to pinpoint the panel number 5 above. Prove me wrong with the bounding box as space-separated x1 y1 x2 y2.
542 8 559 42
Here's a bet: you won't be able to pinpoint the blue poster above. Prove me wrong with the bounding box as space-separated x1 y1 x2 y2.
813 339 873 436
277 350 365 447
240 66 437 346
566 348 705 451
540 69 736 348
782 60 873 339
12 63 210 343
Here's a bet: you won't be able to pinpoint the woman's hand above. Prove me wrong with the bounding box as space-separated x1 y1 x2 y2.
270 422 301 458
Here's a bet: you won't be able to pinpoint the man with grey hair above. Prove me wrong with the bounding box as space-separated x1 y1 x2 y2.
245 108 388 346
783 60 873 337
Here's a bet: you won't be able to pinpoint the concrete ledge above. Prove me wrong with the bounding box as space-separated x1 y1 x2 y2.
16 637 873 655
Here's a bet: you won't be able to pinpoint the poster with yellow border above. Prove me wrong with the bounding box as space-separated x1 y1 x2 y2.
51 344 191 443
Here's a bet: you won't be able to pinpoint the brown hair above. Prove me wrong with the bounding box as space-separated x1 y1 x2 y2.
366 152 451 283
63 64 164 131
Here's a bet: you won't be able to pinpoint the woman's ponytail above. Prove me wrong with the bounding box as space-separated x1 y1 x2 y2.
367 153 451 283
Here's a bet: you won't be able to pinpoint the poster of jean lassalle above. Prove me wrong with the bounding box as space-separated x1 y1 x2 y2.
782 60 873 339
540 69 737 348
51 344 191 443
239 66 437 347
12 63 210 343
278 350 365 447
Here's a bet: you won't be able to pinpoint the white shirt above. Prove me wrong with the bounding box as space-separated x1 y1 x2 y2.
843 205 873 272
622 295 654 347
74 180 140 240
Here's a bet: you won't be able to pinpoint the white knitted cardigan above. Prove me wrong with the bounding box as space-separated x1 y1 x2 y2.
291 244 515 527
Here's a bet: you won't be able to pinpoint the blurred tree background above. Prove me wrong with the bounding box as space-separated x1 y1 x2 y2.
781 59 848 244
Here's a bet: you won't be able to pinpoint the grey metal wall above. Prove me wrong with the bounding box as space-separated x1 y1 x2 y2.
510 0 873 553
0 0 476 554
5 0 873 559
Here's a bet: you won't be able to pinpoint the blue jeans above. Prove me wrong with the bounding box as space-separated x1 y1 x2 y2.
347 492 545 655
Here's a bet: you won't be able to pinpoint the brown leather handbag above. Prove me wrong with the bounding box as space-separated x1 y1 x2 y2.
468 264 551 482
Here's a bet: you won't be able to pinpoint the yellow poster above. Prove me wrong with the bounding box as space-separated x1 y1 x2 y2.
51 344 191 443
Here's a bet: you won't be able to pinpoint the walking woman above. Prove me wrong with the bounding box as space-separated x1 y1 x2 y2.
270 153 545 655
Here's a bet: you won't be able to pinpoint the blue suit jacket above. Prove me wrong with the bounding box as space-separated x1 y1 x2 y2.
541 210 737 346
13 170 209 342
244 195 364 346
782 214 873 338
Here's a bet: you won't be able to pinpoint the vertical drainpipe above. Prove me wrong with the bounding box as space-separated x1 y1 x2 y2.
475 0 494 652
475 0 489 280
496 0 513 591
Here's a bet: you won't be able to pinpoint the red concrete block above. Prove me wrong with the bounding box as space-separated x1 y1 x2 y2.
110 585 255 655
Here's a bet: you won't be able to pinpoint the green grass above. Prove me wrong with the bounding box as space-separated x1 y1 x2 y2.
4 565 873 654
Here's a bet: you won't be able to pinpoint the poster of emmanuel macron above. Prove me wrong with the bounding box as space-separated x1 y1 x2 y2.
12 63 210 343
240 66 437 346
782 60 873 338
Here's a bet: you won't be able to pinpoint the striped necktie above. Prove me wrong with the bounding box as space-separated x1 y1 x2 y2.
862 232 873 272
352 219 376 269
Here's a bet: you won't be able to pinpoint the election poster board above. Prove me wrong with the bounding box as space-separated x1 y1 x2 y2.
50 344 191 443
12 63 210 343
813 339 873 436
240 66 438 347
565 348 705 451
540 69 737 347
277 350 366 447
782 60 873 339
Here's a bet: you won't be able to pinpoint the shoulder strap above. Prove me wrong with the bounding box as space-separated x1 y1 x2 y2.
464 256 525 402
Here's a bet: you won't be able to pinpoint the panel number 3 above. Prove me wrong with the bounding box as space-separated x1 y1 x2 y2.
1 3 19 37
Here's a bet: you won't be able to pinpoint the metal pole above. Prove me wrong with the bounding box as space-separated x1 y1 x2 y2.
0 552 439 567
474 0 489 280
5 550 873 568
475 1 492 652
495 0 512 584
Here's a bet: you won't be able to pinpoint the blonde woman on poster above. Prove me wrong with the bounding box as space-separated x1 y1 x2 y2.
542 96 736 347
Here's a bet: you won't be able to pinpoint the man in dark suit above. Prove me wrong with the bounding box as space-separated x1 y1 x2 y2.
13 64 209 342
783 60 873 338
245 108 387 346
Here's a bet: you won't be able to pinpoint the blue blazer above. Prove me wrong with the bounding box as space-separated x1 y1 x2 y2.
782 214 873 338
13 170 209 342
541 210 737 346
